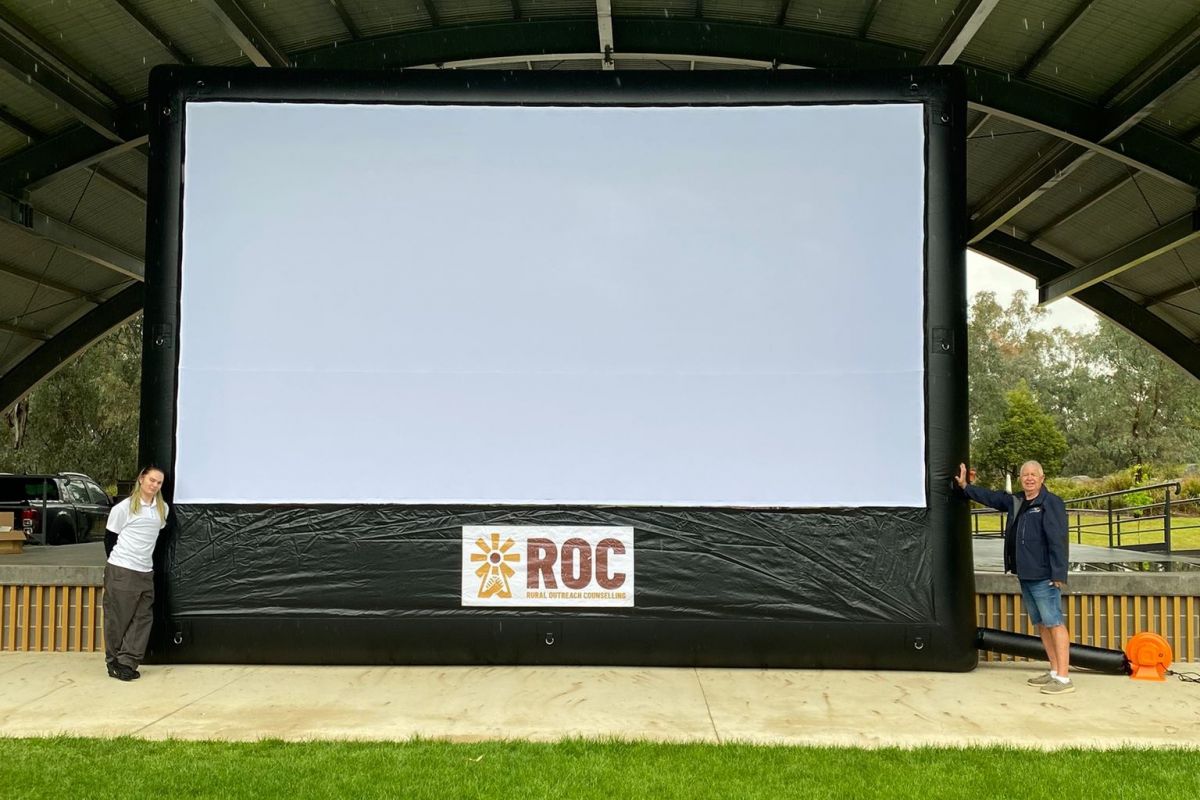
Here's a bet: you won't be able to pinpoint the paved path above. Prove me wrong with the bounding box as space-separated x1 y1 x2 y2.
1 653 1195 748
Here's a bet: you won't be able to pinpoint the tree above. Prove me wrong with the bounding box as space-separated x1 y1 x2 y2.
0 317 142 491
974 381 1068 482
1063 320 1200 472
966 290 1071 465
966 288 1200 477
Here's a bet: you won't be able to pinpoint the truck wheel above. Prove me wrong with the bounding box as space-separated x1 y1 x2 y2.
48 520 76 546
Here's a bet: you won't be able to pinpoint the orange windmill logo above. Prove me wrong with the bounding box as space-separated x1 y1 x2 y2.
471 531 521 599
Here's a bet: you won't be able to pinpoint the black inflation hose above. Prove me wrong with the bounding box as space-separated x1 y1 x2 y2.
976 628 1131 674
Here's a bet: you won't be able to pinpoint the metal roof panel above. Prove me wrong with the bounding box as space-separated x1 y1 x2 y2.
1110 238 1200 299
1008 154 1129 235
0 336 39 377
702 0 790 26
960 0 1083 74
616 0 695 19
534 58 604 70
0 126 29 161
95 150 149 196
0 285 62 329
1146 296 1200 341
435 0 517 27
867 0 956 53
1147 77 1200 139
243 0 349 54
135 0 257 68
782 1 864 38
0 70 80 137
516 0 596 18
341 0 440 34
0 223 126 296
3 0 175 101
966 124 1058 210
1025 0 1199 103
1037 178 1179 264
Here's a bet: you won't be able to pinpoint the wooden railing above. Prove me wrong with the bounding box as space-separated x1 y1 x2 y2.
1 584 103 652
977 590 1197 662
2 580 1196 662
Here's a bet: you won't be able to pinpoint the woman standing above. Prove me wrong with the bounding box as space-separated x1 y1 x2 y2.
102 466 168 681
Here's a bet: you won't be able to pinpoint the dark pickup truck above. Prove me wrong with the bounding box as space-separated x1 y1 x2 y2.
0 472 113 545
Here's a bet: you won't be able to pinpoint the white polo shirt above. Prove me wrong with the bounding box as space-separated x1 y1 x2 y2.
106 496 169 573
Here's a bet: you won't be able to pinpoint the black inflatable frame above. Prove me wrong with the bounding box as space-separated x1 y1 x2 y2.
141 66 973 669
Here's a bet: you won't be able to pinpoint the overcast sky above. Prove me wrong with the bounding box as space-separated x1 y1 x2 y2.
966 250 1099 333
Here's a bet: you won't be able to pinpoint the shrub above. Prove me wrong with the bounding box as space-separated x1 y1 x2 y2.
1119 490 1155 517
1175 476 1200 515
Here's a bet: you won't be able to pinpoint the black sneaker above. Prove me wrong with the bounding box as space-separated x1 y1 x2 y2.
128 666 141 680
106 662 120 679
110 664 136 682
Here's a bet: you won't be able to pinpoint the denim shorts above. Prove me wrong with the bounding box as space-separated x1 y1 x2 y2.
1019 579 1065 628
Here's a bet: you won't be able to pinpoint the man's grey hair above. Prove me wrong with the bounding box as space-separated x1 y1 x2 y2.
1019 461 1044 476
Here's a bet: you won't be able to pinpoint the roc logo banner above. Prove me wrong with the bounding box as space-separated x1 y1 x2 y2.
461 526 635 607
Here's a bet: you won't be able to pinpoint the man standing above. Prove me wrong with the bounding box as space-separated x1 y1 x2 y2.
957 461 1073 694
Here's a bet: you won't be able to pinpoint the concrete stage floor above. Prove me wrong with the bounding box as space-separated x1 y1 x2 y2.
3 541 1198 748
1 652 1196 748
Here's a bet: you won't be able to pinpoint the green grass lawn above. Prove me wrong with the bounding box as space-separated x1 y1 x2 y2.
0 738 1197 800
970 510 1200 551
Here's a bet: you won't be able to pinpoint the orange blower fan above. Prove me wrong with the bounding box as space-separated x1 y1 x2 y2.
1124 632 1173 681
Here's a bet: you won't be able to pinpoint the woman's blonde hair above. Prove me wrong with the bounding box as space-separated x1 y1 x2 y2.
129 465 166 520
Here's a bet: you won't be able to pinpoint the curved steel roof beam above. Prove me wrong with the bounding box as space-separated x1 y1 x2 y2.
290 19 1200 172
969 13 1200 242
1 17 1196 208
0 284 142 414
292 19 1200 193
975 232 1200 380
294 19 594 70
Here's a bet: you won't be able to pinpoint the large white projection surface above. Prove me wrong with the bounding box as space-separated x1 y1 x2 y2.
177 102 926 506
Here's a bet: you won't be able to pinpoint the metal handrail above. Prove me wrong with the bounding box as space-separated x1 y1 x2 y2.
969 480 1198 555
1059 481 1181 506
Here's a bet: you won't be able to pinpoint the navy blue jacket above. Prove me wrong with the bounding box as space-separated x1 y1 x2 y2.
965 484 1069 582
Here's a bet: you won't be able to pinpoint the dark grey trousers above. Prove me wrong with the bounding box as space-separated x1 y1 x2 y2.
103 563 155 669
